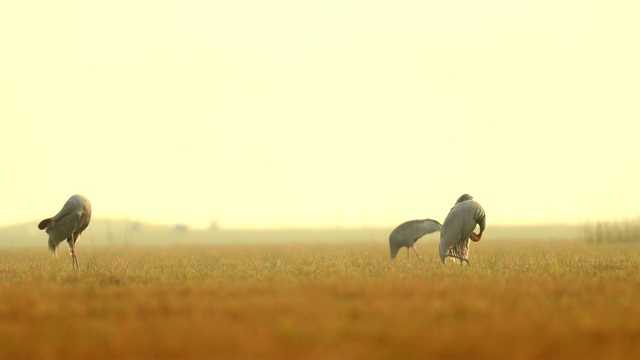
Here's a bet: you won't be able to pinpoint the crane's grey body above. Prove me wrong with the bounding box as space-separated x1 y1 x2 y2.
389 219 442 259
439 195 485 265
38 194 92 269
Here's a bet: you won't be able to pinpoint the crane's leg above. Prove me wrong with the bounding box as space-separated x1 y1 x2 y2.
72 252 79 270
68 236 79 270
446 255 470 266
411 245 421 259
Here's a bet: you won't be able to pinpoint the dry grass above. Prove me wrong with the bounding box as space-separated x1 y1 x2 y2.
1 240 640 359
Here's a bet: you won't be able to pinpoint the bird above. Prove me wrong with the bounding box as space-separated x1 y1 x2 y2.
38 194 92 270
439 194 486 265
389 218 442 260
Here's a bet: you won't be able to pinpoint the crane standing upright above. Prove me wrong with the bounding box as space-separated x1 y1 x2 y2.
38 194 92 270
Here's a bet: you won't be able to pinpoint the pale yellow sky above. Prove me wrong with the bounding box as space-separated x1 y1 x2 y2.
1 1 639 229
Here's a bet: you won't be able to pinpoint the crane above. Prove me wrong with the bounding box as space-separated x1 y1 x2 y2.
439 194 485 265
389 219 442 260
38 194 92 270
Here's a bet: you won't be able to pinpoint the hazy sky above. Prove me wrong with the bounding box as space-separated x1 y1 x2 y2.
1 1 639 229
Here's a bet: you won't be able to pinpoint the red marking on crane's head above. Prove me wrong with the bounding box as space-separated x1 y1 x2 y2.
470 233 482 242
38 218 52 230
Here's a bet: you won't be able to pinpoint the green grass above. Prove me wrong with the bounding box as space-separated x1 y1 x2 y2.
1 240 640 359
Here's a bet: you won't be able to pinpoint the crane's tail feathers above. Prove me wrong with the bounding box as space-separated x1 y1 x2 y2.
48 238 60 256
38 218 53 230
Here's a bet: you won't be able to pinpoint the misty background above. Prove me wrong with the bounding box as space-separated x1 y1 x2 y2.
1 1 639 233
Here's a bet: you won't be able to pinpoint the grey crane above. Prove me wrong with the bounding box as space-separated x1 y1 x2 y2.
439 194 485 265
389 219 442 260
38 194 92 270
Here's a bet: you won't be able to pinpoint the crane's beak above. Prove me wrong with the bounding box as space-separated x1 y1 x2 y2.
470 233 482 242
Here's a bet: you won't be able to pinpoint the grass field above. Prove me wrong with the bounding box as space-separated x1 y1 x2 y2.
1 238 640 359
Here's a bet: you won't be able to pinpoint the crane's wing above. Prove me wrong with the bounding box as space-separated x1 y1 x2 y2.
440 214 467 248
390 219 441 243
415 219 442 235
45 213 81 252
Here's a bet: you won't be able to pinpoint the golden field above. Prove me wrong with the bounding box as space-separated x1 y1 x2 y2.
1 236 640 359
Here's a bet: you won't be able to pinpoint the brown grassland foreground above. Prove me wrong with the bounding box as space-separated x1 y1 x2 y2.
1 238 640 359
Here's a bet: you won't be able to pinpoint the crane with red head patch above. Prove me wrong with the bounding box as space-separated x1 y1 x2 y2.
439 194 486 265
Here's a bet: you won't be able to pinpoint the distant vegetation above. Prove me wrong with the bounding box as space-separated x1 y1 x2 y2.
583 218 640 244
0 219 580 249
